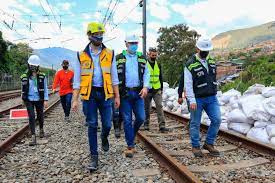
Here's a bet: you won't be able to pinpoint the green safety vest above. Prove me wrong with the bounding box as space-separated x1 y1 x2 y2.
147 61 161 89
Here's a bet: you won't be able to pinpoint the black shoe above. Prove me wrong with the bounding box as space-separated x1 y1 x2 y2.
87 155 98 171
39 129 45 138
144 125 149 131
29 135 37 146
203 144 220 157
159 127 169 133
114 128 121 138
101 137 109 152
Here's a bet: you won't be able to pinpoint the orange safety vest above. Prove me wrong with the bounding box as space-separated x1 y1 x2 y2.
78 45 114 100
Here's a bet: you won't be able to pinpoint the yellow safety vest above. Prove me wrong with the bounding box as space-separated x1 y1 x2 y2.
147 61 161 90
79 47 114 100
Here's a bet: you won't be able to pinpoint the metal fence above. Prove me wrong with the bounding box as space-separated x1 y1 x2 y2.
0 73 54 92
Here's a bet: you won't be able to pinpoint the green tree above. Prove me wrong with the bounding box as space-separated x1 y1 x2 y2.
157 24 200 86
0 31 8 72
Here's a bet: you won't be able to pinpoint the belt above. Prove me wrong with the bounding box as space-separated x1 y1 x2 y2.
126 87 142 91
92 86 104 92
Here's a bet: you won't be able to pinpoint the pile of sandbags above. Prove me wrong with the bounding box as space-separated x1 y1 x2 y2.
160 83 275 146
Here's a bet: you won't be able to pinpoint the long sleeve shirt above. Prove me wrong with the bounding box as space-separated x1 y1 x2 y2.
73 46 119 89
52 69 74 96
125 53 150 88
184 54 210 104
178 70 184 98
28 76 49 101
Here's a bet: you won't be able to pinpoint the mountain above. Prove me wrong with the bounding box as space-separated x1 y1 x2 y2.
212 21 275 49
33 47 77 70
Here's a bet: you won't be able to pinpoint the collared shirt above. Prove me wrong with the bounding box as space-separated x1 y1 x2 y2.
184 54 209 104
125 52 150 88
28 75 49 101
73 46 119 89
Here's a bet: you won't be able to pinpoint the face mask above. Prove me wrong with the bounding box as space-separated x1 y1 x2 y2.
199 51 209 59
29 65 39 72
63 65 68 70
128 44 138 54
150 57 156 61
89 35 103 46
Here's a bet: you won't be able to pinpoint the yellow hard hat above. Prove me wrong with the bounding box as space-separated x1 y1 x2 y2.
87 22 105 34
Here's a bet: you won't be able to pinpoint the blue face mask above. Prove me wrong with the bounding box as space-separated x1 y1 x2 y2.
128 44 138 53
89 35 103 46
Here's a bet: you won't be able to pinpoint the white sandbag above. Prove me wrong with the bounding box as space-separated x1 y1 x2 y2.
166 101 173 108
262 97 275 117
162 93 168 100
266 124 275 137
240 95 271 121
163 82 169 89
227 109 251 124
228 122 252 134
163 106 171 112
220 89 241 104
254 121 271 128
168 95 177 101
220 123 228 130
228 96 240 110
165 88 177 97
270 137 275 145
271 117 275 123
243 83 265 96
175 107 182 115
262 87 275 98
247 127 270 144
217 91 222 97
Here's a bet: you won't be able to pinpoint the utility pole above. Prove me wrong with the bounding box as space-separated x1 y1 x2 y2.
142 0 146 55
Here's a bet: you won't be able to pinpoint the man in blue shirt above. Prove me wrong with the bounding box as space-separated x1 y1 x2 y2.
72 22 120 171
21 55 49 146
116 34 150 158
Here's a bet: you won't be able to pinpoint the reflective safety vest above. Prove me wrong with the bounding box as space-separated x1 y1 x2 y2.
116 50 147 97
147 61 161 90
20 72 46 101
185 54 217 98
78 44 114 100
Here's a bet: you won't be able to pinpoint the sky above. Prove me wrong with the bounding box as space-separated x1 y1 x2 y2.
0 0 274 53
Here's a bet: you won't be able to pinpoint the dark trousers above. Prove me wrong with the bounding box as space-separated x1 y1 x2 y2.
60 93 72 117
25 101 44 135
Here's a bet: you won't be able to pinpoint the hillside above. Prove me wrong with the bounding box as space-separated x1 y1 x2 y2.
212 21 275 49
34 47 77 69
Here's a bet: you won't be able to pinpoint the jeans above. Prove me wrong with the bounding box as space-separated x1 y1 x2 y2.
60 93 72 117
82 90 112 155
189 95 221 148
144 90 165 128
121 90 145 148
25 100 44 135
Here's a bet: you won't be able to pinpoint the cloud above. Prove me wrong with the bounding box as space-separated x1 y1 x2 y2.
171 0 275 30
57 2 75 11
148 22 162 31
148 0 171 21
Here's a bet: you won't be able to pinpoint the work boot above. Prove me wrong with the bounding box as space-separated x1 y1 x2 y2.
87 155 98 171
159 127 169 133
39 129 45 138
125 147 134 158
144 124 149 131
203 144 220 157
29 135 37 146
113 120 121 138
192 147 203 157
101 137 109 152
64 116 70 122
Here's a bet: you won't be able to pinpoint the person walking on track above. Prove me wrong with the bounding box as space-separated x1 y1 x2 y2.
72 22 120 171
144 47 168 132
20 55 49 146
52 60 74 122
116 34 150 158
184 36 221 157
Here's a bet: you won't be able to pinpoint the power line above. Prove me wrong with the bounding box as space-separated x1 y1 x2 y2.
102 0 113 25
110 1 141 32
45 0 62 32
105 0 120 26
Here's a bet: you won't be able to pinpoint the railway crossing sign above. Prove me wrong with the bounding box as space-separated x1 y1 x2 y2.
10 109 28 119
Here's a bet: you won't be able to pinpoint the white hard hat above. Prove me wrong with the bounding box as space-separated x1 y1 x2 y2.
28 55 40 66
125 34 139 43
196 36 213 51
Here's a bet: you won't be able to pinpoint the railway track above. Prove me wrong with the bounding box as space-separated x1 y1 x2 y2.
0 93 60 155
137 109 275 182
0 90 21 102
